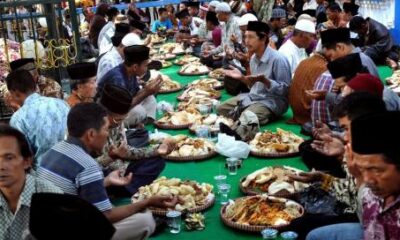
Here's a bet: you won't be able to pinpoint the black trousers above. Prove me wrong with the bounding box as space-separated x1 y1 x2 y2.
300 140 346 178
106 157 166 198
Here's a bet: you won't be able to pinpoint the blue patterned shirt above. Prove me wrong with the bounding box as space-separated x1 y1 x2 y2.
37 138 113 212
97 63 140 97
10 93 69 166
97 47 123 81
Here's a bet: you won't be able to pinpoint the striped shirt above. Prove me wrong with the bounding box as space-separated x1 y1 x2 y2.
311 71 334 125
37 138 112 212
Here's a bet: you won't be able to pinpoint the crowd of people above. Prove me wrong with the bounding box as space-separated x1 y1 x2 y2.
1 0 400 239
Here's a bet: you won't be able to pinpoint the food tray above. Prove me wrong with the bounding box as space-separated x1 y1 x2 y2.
163 150 218 162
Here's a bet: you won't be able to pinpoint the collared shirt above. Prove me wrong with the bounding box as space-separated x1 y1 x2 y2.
97 63 140 97
362 187 400 240
316 4 326 17
98 22 116 55
210 15 241 55
37 76 63 99
278 39 308 75
240 46 292 116
0 174 62 240
97 47 123 81
189 17 203 36
38 138 113 212
311 71 334 125
96 124 159 171
10 93 69 166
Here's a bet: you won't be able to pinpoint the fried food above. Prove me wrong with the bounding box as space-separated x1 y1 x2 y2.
249 128 304 154
167 135 215 157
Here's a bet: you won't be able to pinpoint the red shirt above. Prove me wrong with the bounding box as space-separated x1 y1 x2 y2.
212 27 222 47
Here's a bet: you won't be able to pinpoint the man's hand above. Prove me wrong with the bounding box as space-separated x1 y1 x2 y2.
230 34 238 44
234 52 248 62
223 66 243 80
147 195 178 208
248 75 270 88
157 138 176 155
108 141 129 160
144 75 162 95
312 120 332 140
104 170 133 187
305 90 327 100
288 171 324 183
311 134 345 157
345 144 362 181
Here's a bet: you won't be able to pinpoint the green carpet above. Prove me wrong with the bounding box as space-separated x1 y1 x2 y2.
113 60 393 240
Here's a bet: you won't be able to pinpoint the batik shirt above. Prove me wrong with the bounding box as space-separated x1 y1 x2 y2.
37 76 63 99
10 93 69 166
97 47 123 82
96 124 159 171
362 187 400 240
0 174 62 240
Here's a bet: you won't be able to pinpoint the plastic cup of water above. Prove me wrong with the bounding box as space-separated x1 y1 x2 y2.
195 125 210 139
280 231 298 240
198 104 210 115
166 210 182 234
226 157 238 175
261 228 278 239
214 175 227 192
218 183 231 205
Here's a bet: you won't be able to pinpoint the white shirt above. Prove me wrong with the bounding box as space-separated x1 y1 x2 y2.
303 0 317 10
278 39 307 75
97 47 123 81
98 22 115 55
190 17 204 36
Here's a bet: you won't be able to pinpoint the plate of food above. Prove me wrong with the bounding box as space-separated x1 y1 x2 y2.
189 78 224 90
221 195 304 232
151 53 176 61
159 43 186 55
150 34 166 44
177 85 221 101
158 60 172 68
240 166 308 198
386 70 400 95
208 68 225 80
249 128 304 158
174 55 200 66
179 62 210 76
132 177 215 216
177 97 219 111
164 135 217 161
155 108 202 129
149 70 182 93
189 114 234 135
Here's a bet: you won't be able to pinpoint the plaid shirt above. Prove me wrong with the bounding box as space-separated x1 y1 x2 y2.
0 175 62 240
96 124 159 172
311 71 334 125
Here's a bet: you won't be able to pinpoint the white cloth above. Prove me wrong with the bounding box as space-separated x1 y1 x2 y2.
98 22 115 55
97 47 123 82
278 39 308 75
303 0 317 10
122 33 143 46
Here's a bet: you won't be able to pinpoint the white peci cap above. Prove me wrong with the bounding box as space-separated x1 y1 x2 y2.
215 2 231 13
238 13 258 27
294 19 316 34
121 33 143 47
209 1 220 8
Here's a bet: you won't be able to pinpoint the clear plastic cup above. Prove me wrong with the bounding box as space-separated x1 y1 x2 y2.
218 183 231 205
166 210 182 234
226 157 238 175
261 228 278 239
280 231 298 240
214 174 227 193
198 104 210 115
195 125 210 139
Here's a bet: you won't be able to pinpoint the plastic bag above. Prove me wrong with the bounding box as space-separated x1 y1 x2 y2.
215 133 250 159
157 101 174 114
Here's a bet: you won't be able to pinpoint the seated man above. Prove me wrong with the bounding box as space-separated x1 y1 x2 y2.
38 103 177 240
306 110 400 240
289 92 387 239
350 16 399 67
97 84 174 196
98 45 161 126
218 21 291 125
278 19 315 75
6 70 69 166
0 125 62 239
66 62 97 107
10 58 62 99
